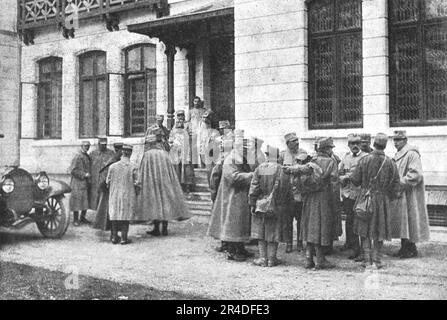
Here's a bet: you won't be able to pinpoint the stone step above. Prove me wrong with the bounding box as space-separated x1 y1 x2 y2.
187 200 212 211
186 192 211 201
194 184 210 193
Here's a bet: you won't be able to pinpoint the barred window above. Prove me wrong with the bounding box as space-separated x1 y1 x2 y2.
124 44 157 136
308 0 363 129
37 57 62 139
389 0 447 126
79 51 108 138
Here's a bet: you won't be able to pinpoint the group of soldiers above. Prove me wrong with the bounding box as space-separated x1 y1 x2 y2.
207 130 430 270
68 96 430 270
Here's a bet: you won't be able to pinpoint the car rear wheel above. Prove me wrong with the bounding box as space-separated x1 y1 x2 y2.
36 196 69 238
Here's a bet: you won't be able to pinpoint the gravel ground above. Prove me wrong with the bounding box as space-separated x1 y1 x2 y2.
1 207 447 300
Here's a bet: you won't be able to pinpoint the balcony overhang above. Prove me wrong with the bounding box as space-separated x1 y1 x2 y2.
127 2 234 47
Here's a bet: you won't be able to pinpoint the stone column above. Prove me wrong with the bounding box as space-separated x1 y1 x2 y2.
165 42 176 129
186 45 196 109
362 0 389 132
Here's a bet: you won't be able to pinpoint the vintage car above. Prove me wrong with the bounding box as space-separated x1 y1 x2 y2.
1 136 71 238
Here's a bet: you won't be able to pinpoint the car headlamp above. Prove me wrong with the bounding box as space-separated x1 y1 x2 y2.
36 172 50 190
2 178 15 193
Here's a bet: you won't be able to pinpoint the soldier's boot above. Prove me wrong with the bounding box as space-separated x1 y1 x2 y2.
162 221 168 236
73 211 80 227
147 220 161 236
372 241 383 269
393 238 408 257
401 241 418 259
314 245 335 270
267 242 280 267
361 247 373 268
227 243 246 262
237 243 254 258
253 240 267 267
215 241 228 253
80 210 91 224
120 222 131 245
110 221 121 244
305 243 315 269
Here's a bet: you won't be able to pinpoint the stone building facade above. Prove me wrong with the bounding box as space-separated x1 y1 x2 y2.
2 0 447 220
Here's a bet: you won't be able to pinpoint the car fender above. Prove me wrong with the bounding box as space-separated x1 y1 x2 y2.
48 179 71 198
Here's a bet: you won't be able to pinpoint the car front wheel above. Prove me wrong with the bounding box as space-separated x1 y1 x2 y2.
36 196 69 238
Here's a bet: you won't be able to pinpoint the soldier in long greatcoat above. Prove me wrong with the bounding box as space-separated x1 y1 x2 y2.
299 137 340 270
88 137 115 214
207 137 256 262
69 141 91 226
390 130 430 258
107 145 138 245
137 134 191 236
351 133 401 269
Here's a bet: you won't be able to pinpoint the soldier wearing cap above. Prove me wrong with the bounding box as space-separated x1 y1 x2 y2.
93 142 125 232
106 144 138 244
390 130 430 258
339 134 367 260
88 137 116 219
169 109 196 193
351 133 400 269
145 114 170 152
137 134 191 236
69 141 92 226
198 110 220 176
359 134 373 154
207 135 256 261
299 137 339 269
279 132 308 253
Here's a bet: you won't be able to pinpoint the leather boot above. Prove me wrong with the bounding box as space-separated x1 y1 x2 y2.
361 242 372 268
120 221 131 245
267 242 280 267
305 243 315 269
237 243 254 258
147 220 161 236
110 221 120 244
162 221 168 236
73 211 80 227
315 245 335 270
372 241 383 269
215 241 228 253
253 240 267 267
393 239 408 257
227 243 247 262
401 241 418 258
80 210 91 224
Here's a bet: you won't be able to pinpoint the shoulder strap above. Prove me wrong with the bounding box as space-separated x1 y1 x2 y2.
374 157 387 180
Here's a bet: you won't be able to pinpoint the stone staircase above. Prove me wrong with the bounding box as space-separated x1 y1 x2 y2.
186 168 213 217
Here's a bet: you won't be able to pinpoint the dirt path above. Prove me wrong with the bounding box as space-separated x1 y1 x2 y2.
1 210 447 300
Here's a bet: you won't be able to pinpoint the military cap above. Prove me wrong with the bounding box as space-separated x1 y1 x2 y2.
359 133 371 143
347 133 361 143
145 134 157 143
393 130 407 140
284 132 299 143
113 142 123 148
122 144 133 151
81 140 91 146
219 120 231 129
176 109 185 116
317 137 335 149
98 136 108 144
374 133 388 148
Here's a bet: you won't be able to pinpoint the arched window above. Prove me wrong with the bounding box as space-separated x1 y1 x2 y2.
79 51 108 138
124 44 157 136
308 0 362 129
389 0 447 126
38 57 62 139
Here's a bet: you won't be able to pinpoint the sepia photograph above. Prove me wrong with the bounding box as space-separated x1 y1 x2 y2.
0 0 446 304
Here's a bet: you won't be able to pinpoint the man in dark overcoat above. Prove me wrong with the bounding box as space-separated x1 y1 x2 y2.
351 133 401 269
69 141 91 226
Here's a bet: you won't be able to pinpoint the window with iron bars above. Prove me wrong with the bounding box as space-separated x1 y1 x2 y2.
37 57 62 139
389 0 447 126
308 0 363 129
124 44 157 136
79 51 109 138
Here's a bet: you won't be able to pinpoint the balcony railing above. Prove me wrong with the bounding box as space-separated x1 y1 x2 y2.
18 0 166 29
